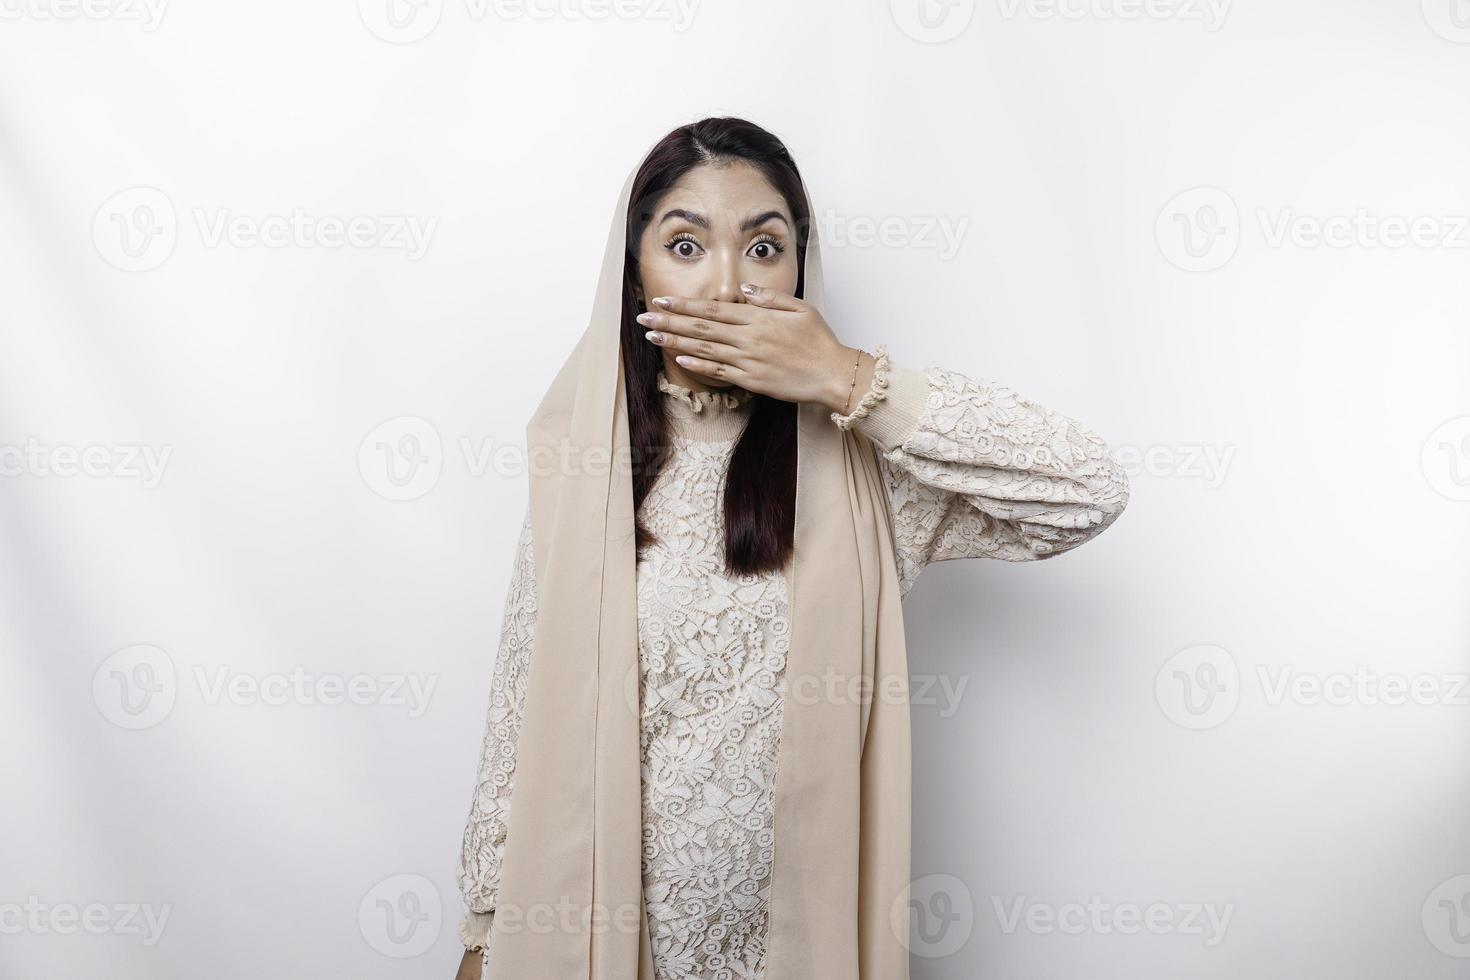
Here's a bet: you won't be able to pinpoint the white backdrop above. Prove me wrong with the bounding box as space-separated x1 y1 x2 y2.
2 1 1468 977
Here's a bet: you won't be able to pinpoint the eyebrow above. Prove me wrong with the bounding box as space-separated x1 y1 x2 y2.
658 208 790 233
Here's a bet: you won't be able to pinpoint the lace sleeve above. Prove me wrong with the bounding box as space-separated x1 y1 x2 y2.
833 345 1129 598
455 504 539 959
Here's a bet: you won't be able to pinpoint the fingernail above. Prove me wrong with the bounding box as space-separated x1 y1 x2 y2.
675 355 692 366
740 283 757 295
636 312 655 325
645 330 664 344
652 296 671 308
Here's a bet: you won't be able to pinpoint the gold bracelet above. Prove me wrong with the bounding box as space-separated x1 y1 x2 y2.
841 348 862 414
830 344 890 431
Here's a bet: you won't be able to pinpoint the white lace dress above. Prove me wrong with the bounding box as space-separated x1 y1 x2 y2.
456 346 1130 980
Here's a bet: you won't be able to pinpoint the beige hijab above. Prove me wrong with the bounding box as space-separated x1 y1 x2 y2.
483 138 913 980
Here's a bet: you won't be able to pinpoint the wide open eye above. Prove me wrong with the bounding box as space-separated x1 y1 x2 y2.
664 233 704 260
749 234 786 262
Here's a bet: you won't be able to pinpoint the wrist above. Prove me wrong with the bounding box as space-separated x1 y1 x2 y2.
822 345 856 414
826 346 874 415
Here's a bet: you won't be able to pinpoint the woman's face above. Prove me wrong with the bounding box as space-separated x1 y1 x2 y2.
635 160 800 390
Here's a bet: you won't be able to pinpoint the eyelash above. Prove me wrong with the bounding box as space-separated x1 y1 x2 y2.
663 233 786 260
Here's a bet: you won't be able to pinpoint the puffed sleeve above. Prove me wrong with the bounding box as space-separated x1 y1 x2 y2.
831 345 1129 598
455 504 539 969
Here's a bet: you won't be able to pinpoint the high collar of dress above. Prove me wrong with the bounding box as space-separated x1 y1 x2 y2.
655 370 754 443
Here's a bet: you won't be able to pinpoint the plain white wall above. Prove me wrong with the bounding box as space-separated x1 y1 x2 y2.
2 1 1467 977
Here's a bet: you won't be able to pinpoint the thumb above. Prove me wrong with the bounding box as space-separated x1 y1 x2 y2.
740 282 803 311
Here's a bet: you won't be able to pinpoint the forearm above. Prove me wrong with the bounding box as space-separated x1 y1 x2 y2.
455 947 483 980
837 346 1128 571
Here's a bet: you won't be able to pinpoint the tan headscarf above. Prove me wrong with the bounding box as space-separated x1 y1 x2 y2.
483 136 913 980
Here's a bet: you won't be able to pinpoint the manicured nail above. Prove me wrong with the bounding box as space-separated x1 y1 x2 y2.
636 312 656 325
645 330 664 344
652 296 671 308
740 283 757 295
675 355 693 365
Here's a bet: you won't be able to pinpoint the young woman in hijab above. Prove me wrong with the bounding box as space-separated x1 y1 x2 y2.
453 116 1129 980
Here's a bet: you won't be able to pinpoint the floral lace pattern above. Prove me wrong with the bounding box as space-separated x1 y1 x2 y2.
455 357 1129 980
455 509 536 972
875 365 1130 596
634 428 787 979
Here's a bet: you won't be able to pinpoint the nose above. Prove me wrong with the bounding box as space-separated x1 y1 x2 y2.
709 249 746 305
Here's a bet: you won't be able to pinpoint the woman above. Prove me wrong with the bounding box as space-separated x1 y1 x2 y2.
454 117 1129 980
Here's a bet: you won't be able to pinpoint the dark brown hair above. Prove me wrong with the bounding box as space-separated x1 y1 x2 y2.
621 117 812 576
